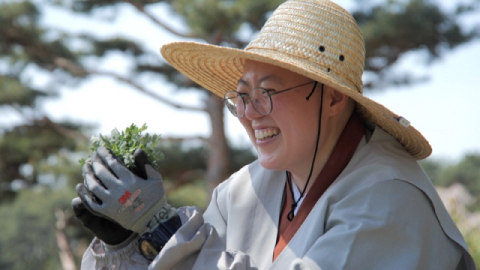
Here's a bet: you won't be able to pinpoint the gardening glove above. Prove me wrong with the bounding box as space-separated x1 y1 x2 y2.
77 147 176 235
71 197 134 246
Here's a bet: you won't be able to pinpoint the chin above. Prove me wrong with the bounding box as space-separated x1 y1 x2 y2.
258 155 284 171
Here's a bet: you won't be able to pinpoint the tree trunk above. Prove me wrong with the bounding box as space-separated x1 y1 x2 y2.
205 93 230 197
55 208 77 270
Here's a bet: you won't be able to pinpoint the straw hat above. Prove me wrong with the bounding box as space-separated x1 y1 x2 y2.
160 0 432 159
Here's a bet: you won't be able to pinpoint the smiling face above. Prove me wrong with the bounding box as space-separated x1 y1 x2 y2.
237 60 325 174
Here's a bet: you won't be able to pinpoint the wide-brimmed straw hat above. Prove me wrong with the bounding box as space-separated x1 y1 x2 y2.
160 0 432 159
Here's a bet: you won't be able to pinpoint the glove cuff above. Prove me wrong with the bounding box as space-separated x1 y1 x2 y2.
103 232 139 252
144 206 177 233
130 196 175 233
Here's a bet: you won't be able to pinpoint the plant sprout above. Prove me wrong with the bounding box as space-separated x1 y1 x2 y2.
79 123 164 170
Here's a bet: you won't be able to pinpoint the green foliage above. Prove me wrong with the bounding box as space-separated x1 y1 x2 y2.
155 143 208 178
421 153 480 211
0 122 81 202
353 0 476 89
0 76 50 107
172 0 283 43
38 150 85 188
166 179 208 210
80 123 164 170
440 154 480 211
0 187 88 270
463 227 480 267
419 157 448 185
447 202 480 267
420 154 480 266
92 37 145 57
155 141 256 181
229 144 257 172
0 0 89 202
0 1 79 74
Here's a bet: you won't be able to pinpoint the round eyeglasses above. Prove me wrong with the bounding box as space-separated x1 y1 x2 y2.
224 81 317 118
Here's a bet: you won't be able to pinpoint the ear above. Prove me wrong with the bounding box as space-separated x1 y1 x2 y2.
324 87 351 117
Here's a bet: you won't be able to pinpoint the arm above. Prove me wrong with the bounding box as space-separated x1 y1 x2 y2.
150 179 259 270
80 234 148 270
149 206 258 270
78 152 259 270
80 193 259 270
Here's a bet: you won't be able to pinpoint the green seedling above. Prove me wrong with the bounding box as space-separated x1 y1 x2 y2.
79 123 164 170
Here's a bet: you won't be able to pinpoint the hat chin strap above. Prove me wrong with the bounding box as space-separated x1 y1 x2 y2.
305 82 318 101
286 82 323 221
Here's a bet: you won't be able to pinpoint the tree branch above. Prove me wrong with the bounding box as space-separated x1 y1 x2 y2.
91 69 206 112
159 135 208 143
40 117 89 142
54 57 206 113
122 0 203 40
55 208 77 270
6 103 89 142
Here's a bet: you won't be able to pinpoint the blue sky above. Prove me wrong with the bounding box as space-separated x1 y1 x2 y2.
17 0 480 162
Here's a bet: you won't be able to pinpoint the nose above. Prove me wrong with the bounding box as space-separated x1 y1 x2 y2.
244 99 263 120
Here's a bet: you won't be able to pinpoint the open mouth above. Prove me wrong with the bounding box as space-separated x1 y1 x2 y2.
255 129 280 140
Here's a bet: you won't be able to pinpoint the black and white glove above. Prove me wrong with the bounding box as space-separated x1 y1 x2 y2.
71 197 134 245
75 147 176 234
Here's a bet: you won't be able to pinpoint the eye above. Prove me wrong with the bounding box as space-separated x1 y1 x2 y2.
238 93 250 104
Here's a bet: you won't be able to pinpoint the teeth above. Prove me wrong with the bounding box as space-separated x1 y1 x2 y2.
255 129 279 140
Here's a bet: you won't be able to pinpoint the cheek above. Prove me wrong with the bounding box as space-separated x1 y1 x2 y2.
275 99 320 144
239 118 255 142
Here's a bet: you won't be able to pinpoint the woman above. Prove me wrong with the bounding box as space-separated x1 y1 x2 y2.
74 0 476 269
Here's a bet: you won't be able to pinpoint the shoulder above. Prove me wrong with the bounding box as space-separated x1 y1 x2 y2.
322 126 474 269
214 160 284 199
318 179 464 270
206 160 269 218
330 179 433 223
334 126 431 195
326 126 445 232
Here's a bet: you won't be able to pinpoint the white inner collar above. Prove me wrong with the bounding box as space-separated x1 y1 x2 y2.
292 182 305 216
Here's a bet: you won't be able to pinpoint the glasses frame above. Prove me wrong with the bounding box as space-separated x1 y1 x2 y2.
224 81 316 118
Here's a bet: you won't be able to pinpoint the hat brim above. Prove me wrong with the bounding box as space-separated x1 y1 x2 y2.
161 41 432 159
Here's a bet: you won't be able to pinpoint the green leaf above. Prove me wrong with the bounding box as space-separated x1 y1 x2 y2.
78 123 164 170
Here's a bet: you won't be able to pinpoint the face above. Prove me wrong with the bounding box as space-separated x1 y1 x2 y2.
237 60 323 173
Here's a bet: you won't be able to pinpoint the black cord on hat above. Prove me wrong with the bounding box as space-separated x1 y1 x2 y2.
286 82 324 221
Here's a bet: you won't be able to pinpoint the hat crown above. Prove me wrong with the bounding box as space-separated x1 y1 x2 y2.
246 0 365 94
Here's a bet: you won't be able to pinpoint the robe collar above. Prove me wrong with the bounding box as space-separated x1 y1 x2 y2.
273 113 365 260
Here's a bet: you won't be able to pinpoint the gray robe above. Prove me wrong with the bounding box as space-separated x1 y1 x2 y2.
81 126 476 270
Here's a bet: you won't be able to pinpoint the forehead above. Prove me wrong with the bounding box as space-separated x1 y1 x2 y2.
239 60 307 86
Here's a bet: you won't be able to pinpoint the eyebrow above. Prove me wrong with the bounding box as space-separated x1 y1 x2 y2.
237 74 284 87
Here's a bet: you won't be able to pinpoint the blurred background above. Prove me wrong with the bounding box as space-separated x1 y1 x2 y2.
1 0 480 268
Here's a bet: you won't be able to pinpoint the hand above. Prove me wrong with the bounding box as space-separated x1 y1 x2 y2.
71 197 133 245
77 147 175 234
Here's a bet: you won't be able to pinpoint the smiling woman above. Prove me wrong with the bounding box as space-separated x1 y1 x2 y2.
234 61 355 188
74 0 476 269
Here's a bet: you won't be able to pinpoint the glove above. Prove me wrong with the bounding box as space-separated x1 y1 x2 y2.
77 147 175 234
71 197 134 245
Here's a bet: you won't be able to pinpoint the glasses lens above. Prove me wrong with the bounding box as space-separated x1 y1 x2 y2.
224 91 244 117
251 88 272 115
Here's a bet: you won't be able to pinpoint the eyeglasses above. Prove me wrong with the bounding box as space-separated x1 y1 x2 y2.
224 81 316 118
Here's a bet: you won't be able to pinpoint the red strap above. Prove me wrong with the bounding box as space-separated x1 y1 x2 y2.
273 113 365 261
